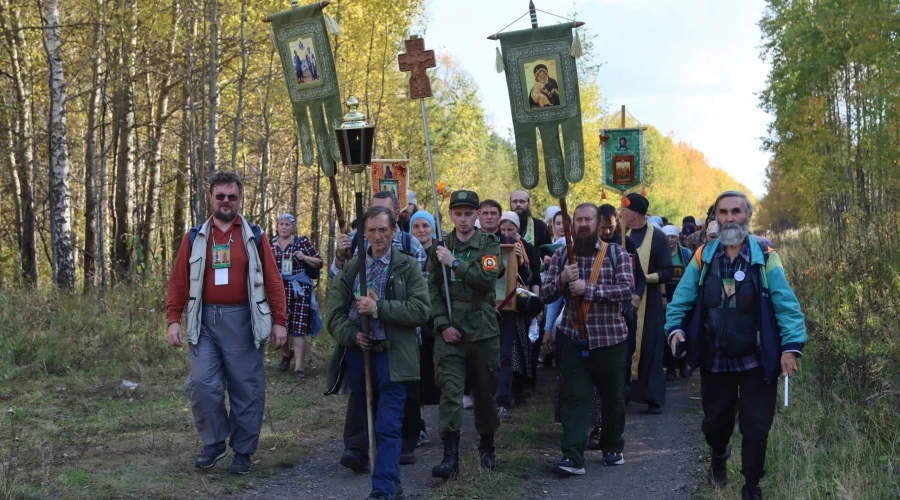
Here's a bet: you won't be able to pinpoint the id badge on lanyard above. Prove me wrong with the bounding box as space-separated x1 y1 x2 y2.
281 253 294 276
212 238 232 286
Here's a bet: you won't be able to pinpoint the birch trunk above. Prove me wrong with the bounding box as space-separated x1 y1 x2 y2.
206 0 218 175
140 1 178 268
230 0 247 172
0 0 38 286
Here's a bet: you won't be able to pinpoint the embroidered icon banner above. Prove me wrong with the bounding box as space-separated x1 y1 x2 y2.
498 24 585 198
602 127 645 191
267 3 343 175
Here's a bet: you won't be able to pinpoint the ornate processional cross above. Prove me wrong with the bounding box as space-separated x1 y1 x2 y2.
398 35 436 99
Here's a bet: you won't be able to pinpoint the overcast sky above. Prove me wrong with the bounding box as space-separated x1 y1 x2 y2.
422 0 772 196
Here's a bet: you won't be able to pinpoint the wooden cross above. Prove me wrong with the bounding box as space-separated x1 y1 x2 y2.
398 35 436 99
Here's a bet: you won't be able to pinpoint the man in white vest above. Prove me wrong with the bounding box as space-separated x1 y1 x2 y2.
166 171 288 474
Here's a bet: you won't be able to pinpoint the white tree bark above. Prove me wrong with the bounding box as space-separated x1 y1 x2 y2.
42 0 75 288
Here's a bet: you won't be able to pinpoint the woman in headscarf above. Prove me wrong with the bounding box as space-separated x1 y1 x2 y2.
409 210 441 444
271 213 323 380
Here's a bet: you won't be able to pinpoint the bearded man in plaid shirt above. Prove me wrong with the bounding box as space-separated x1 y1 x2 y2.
541 203 634 476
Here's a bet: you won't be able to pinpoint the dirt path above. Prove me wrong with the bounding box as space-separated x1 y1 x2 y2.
521 377 702 500
231 377 700 500
231 405 475 499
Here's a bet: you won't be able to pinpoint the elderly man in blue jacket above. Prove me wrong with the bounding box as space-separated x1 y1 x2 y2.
666 190 806 500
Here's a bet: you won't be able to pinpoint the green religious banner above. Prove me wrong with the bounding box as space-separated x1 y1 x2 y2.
266 3 343 175
497 24 585 198
601 127 645 192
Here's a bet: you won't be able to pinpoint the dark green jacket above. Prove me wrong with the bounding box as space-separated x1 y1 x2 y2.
325 249 431 385
427 229 503 342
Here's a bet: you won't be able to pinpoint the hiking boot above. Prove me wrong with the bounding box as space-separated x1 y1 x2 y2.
341 449 370 474
741 484 762 500
553 457 585 476
588 428 601 450
278 351 294 372
399 449 416 465
603 452 625 466
479 434 497 471
194 442 227 469
431 432 460 479
228 453 252 474
497 406 512 422
707 444 731 488
665 369 676 382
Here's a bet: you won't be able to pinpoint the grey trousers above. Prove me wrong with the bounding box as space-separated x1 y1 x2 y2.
185 304 265 455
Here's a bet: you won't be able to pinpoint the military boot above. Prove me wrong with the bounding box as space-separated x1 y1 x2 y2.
431 432 460 479
708 444 732 488
478 434 497 471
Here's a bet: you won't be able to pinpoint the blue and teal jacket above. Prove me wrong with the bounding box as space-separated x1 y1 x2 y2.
664 238 806 384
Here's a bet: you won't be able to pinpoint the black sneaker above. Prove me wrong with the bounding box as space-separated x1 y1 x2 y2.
341 449 370 473
741 484 762 500
665 369 676 382
553 457 585 476
603 452 624 465
193 442 226 469
646 402 664 415
399 449 416 465
228 453 252 474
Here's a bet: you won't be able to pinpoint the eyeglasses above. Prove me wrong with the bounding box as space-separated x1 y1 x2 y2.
214 193 239 201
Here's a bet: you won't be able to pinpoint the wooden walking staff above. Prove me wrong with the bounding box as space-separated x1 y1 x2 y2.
620 105 627 248
397 35 453 320
334 96 378 467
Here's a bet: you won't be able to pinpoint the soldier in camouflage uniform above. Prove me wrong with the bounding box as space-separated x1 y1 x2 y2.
427 190 504 479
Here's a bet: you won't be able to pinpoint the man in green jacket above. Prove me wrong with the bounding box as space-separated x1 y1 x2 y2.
428 190 504 478
326 205 431 500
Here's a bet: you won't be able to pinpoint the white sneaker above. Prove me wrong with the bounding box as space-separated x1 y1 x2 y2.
463 395 474 409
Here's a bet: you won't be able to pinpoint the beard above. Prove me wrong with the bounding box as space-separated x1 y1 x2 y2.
719 221 749 246
514 205 532 221
573 227 599 256
214 207 237 223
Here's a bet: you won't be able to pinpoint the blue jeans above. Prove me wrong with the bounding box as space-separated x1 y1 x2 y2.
347 350 407 499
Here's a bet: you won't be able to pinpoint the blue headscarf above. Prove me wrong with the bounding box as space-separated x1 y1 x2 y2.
277 213 297 229
409 210 437 239
648 215 663 229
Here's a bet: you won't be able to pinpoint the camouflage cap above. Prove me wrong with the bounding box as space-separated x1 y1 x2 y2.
449 190 480 209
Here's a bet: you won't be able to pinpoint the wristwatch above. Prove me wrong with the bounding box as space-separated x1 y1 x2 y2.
451 259 461 271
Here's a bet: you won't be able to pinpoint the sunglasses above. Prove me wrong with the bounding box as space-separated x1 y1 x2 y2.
214 193 239 201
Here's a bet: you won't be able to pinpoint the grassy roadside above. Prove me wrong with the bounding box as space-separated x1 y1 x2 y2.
0 286 346 499
695 232 900 500
693 351 900 500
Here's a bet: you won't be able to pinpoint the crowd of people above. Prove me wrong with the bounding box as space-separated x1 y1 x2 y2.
165 171 806 500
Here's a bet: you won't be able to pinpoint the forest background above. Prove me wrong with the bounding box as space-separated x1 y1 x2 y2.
0 0 897 498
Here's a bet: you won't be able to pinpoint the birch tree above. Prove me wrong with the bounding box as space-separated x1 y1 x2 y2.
41 0 75 288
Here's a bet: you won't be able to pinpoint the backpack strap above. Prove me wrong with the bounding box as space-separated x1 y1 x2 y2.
187 222 262 261
695 240 771 275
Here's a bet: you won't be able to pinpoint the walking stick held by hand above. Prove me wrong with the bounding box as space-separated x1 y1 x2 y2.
335 96 378 468
559 198 589 355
